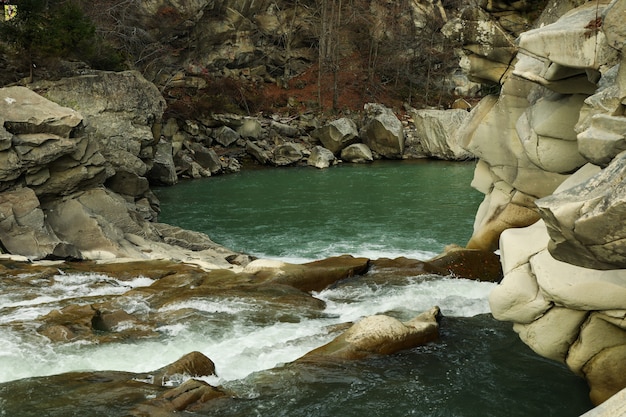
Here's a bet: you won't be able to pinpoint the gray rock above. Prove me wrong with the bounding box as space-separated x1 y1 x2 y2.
213 126 240 147
185 142 222 174
307 146 336 169
147 139 177 186
33 71 166 178
0 187 62 259
313 118 359 154
272 143 303 166
246 140 271 164
405 108 473 160
105 170 150 197
237 118 263 139
340 143 373 163
270 120 298 137
360 103 404 159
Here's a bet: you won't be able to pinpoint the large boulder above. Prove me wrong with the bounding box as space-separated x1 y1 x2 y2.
405 108 473 160
340 143 373 163
517 2 618 73
244 255 370 292
298 307 440 361
307 145 336 169
312 118 359 155
360 103 404 159
0 187 64 259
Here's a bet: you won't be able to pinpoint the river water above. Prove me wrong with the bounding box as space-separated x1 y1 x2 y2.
0 160 593 416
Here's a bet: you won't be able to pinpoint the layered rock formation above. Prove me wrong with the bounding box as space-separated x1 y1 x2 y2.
0 71 246 268
451 0 626 405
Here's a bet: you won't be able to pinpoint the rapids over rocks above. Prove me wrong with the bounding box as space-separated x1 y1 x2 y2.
0 161 593 416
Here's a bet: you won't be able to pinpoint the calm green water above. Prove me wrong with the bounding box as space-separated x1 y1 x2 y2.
155 160 484 262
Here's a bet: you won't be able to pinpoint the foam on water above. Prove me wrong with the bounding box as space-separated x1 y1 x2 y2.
0 270 496 384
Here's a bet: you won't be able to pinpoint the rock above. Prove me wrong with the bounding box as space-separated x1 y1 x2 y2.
43 188 157 260
516 92 588 173
213 126 240 147
272 143 303 166
0 187 63 259
0 86 109 196
427 245 503 282
567 312 626 375
0 86 82 137
340 143 373 163
517 2 618 72
312 118 359 154
245 255 370 292
577 114 626 167
466 179 541 252
441 5 516 83
237 118 263 139
579 387 626 417
459 79 570 198
246 140 271 164
106 170 150 197
270 120 299 137
132 378 227 415
405 108 473 160
307 145 336 169
536 151 626 269
151 351 217 387
513 306 588 363
185 142 223 174
532 250 626 310
33 71 166 179
603 0 626 51
298 307 440 361
583 344 626 406
147 139 178 186
360 103 404 159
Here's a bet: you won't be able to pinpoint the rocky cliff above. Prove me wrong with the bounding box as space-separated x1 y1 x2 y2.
0 71 248 269
449 0 626 405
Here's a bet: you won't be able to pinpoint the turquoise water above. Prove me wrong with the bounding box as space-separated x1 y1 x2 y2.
155 160 484 262
151 160 594 417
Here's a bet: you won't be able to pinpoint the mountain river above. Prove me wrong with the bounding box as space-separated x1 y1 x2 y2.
0 160 593 416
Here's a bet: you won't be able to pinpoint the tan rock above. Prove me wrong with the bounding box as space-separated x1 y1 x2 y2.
151 351 217 387
583 344 626 406
513 306 587 363
299 307 440 361
532 250 626 310
467 180 540 251
489 263 551 324
567 312 626 375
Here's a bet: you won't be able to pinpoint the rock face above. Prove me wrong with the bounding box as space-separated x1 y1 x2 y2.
454 0 626 406
405 108 473 160
0 72 247 268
